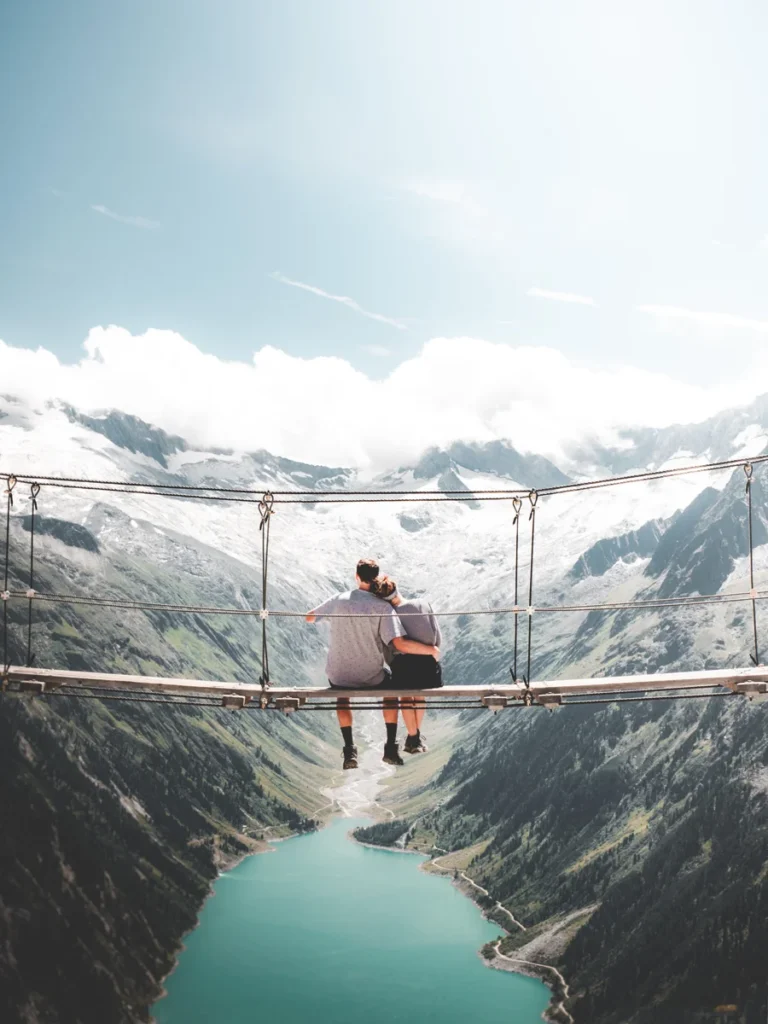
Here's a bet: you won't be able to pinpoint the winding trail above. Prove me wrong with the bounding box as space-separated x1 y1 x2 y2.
429 848 527 934
492 942 574 1024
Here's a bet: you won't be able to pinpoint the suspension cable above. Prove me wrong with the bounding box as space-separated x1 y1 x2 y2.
2 475 16 687
511 497 522 682
3 452 768 504
26 483 40 668
258 493 274 691
6 586 764 619
744 463 761 666
524 490 538 689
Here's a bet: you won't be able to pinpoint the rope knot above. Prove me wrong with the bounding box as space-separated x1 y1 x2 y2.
5 475 17 507
528 489 538 519
258 492 275 530
512 496 523 524
744 462 754 493
30 482 40 510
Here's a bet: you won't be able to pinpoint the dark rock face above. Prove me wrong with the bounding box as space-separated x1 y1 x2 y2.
20 515 100 553
65 409 186 468
569 519 665 580
410 440 570 488
645 471 768 596
446 440 570 488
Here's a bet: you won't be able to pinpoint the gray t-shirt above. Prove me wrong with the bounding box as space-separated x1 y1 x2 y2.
310 589 406 688
394 598 442 647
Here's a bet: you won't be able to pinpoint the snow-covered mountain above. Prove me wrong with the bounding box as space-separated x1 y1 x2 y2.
1 392 766 687
4 392 768 1024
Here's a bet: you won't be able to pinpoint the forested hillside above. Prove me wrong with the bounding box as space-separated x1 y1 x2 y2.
0 514 334 1023
374 464 768 1024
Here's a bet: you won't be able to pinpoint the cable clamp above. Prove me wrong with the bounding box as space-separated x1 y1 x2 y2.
30 482 40 510
750 588 758 600
259 608 269 620
5 474 17 506
26 589 36 599
527 606 536 616
512 496 523 524
0 591 9 601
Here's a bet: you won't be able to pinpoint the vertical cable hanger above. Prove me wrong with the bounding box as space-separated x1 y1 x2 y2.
2 475 17 689
26 483 40 668
744 463 760 666
510 496 523 683
258 492 275 704
523 489 538 701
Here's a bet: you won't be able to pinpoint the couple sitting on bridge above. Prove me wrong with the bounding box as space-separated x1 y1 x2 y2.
306 558 443 769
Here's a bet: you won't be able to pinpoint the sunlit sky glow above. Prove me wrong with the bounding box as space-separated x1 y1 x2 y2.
2 1 768 465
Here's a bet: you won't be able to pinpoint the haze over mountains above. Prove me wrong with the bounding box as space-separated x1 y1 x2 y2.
1 391 768 1023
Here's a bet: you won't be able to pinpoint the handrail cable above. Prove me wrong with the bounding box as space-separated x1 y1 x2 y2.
2 452 767 504
8 587 763 619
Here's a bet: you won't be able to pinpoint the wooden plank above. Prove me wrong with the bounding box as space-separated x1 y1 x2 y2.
5 665 767 703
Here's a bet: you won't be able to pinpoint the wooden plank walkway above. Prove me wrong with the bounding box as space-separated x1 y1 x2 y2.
4 665 768 707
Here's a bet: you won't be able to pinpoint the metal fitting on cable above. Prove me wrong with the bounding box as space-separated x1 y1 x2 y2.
30 482 40 510
512 496 522 524
528 489 538 518
5 475 17 506
259 608 269 620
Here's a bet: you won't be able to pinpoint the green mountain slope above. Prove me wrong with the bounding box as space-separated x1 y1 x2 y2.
0 513 335 1024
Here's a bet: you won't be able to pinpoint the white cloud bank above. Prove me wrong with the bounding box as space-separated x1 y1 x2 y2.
0 327 765 470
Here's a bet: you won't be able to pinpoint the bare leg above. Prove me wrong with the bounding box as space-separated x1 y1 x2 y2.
400 696 419 736
414 699 426 731
336 697 352 729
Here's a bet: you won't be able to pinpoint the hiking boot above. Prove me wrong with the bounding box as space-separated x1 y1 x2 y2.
342 745 358 770
382 742 404 766
404 733 428 754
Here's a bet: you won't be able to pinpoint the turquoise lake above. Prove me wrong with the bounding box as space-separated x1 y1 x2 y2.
152 817 549 1024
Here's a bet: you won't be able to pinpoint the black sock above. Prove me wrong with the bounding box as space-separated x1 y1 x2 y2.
341 725 353 747
386 722 398 745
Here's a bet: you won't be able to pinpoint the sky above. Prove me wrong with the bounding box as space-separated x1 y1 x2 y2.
2 1 768 467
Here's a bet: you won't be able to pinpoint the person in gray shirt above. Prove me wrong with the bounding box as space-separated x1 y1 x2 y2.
378 578 443 754
306 559 440 770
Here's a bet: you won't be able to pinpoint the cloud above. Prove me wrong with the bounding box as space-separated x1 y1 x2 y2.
527 287 597 307
270 272 406 330
1 327 766 472
636 304 768 333
363 345 392 357
90 205 160 230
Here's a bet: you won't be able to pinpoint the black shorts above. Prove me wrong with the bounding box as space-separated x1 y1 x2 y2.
389 655 443 690
328 659 443 693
